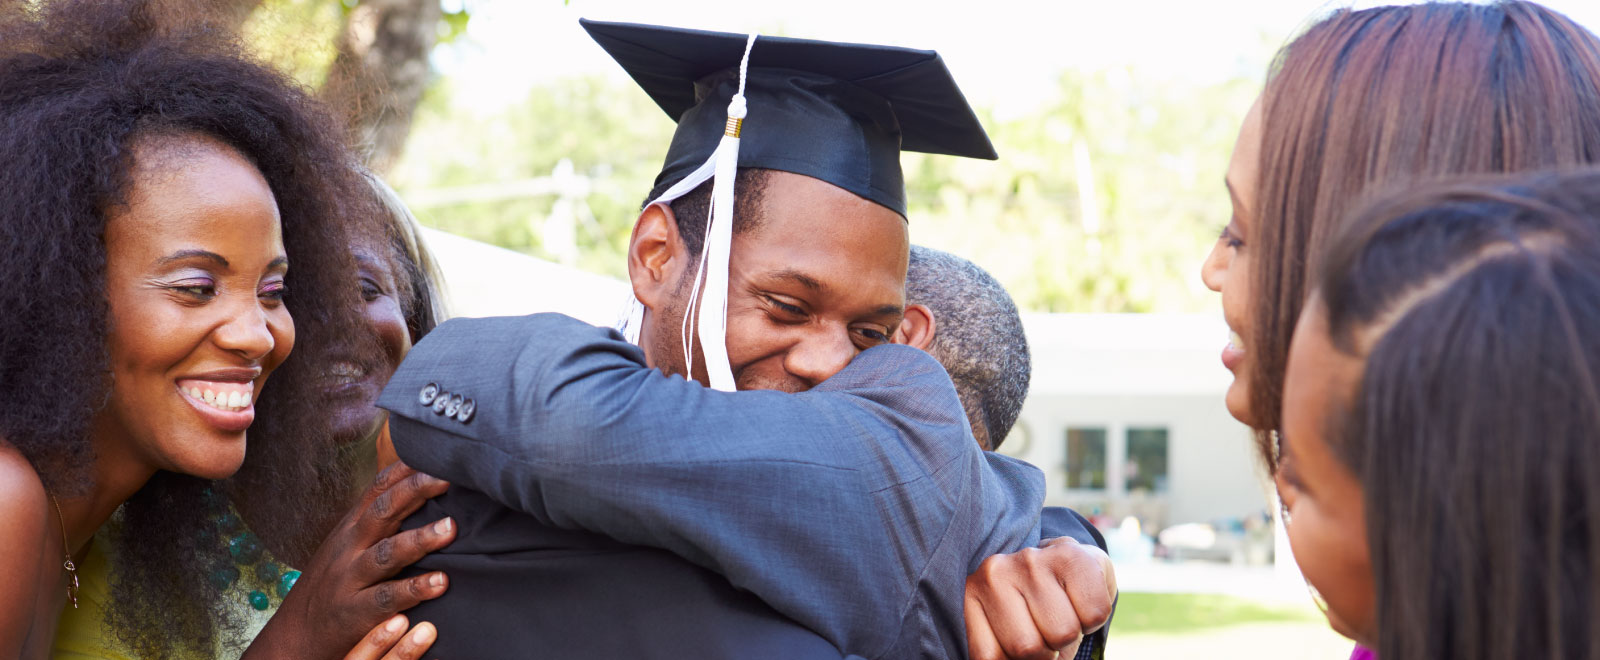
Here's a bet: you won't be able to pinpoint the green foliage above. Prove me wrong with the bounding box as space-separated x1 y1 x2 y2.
905 69 1258 312
390 67 1257 312
244 0 473 90
242 0 344 89
390 75 675 277
439 8 470 43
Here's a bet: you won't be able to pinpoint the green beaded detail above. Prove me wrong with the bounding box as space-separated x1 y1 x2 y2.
212 508 293 614
228 533 264 564
209 565 240 592
277 570 301 599
254 561 281 585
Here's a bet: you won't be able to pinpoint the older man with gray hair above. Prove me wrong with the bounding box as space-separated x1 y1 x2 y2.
896 245 1032 451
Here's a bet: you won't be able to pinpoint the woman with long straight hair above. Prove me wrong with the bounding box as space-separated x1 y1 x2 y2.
1198 0 1600 648
1277 168 1600 659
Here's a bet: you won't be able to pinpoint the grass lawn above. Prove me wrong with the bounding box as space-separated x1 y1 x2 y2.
1107 593 1354 659
1112 592 1323 635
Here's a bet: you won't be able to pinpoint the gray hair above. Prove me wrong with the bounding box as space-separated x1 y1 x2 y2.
906 245 1030 450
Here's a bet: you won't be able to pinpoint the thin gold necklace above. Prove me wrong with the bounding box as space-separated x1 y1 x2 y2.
49 495 79 608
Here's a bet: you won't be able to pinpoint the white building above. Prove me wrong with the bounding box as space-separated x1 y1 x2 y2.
1000 314 1273 539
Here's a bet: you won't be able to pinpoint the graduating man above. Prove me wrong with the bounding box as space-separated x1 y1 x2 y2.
384 21 1113 660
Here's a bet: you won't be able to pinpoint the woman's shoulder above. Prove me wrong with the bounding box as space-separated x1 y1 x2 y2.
0 441 47 531
0 439 49 641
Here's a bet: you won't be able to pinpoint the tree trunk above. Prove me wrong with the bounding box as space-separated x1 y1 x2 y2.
320 0 441 175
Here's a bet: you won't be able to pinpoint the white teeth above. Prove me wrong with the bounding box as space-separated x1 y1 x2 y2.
184 384 252 412
328 362 364 378
1229 330 1245 351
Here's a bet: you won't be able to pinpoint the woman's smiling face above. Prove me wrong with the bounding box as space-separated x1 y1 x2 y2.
320 233 413 443
1202 98 1263 427
97 134 294 480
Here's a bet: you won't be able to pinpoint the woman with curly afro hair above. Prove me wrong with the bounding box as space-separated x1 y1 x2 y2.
0 1 454 658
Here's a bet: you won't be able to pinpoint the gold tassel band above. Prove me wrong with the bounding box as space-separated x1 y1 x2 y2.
724 117 743 138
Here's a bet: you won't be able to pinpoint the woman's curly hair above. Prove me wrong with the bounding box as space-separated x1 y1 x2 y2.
0 0 383 655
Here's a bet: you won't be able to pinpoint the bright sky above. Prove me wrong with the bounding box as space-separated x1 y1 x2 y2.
436 0 1600 118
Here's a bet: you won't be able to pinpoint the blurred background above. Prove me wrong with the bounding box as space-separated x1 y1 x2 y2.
223 0 1600 657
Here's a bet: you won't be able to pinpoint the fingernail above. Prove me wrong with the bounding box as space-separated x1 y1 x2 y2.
412 624 435 644
385 615 406 634
429 572 446 588
433 517 453 535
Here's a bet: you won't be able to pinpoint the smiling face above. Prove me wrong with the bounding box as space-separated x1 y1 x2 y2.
1278 300 1376 645
96 134 294 480
635 170 909 392
1202 97 1263 427
321 233 412 442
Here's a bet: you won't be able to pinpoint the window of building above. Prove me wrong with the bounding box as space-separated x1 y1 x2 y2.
1125 426 1170 493
1065 427 1107 490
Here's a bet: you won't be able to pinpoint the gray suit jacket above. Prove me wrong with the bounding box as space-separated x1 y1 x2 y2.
382 313 1105 659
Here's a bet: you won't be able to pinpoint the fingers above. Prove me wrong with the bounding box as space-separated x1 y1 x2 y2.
360 461 419 509
966 552 1063 660
380 622 437 660
341 616 438 660
343 615 409 660
358 570 449 619
966 539 1119 660
964 583 1003 660
1042 539 1115 635
1019 548 1085 654
359 469 449 538
360 517 457 582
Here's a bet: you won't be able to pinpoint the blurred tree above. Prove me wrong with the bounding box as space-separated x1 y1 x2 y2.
390 75 675 276
321 0 443 172
234 0 471 174
390 65 1259 314
904 68 1259 313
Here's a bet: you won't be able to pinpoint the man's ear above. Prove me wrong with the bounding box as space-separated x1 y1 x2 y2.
895 304 937 351
627 203 685 311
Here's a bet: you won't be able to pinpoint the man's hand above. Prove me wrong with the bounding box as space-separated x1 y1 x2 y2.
245 461 455 659
343 615 436 660
964 537 1117 660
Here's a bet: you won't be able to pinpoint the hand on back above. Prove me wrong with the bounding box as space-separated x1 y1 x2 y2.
245 461 453 659
964 537 1116 660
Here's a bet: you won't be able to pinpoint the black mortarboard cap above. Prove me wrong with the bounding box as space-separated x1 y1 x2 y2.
581 19 998 217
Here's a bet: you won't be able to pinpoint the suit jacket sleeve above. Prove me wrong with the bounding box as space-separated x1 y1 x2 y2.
380 313 1048 658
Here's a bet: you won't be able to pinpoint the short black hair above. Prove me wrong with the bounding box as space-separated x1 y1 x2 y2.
661 167 771 257
905 246 1030 450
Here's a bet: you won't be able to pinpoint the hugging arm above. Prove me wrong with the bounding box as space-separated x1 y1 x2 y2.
963 508 1116 660
381 313 1007 656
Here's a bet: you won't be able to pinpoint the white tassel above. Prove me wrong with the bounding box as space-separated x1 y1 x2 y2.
691 33 757 392
624 33 757 390
615 294 645 345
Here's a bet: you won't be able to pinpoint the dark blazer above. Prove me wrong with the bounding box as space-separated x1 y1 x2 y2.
383 314 1108 659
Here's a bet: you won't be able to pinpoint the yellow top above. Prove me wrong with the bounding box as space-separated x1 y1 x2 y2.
51 533 281 660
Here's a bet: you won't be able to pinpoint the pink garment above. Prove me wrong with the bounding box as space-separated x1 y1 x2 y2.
1349 645 1377 660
